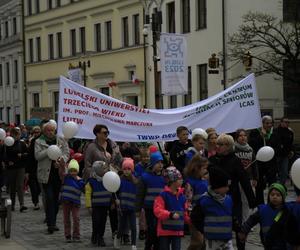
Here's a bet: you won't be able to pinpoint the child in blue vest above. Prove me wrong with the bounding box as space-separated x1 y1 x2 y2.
85 161 111 247
238 183 294 250
61 159 85 242
136 151 165 250
114 157 138 250
191 167 234 250
154 166 190 250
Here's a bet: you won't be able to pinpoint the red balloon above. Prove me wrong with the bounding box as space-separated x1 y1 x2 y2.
69 148 75 158
73 152 84 163
149 145 158 153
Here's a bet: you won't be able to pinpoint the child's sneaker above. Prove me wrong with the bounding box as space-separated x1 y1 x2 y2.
131 245 137 250
65 236 72 243
113 236 121 249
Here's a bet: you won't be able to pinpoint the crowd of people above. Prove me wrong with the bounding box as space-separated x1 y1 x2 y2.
0 116 300 250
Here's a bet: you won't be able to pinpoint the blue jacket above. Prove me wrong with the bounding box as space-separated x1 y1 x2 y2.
61 175 85 205
199 193 233 240
159 190 186 231
141 172 165 208
134 162 148 178
119 178 137 211
186 177 208 205
88 178 112 207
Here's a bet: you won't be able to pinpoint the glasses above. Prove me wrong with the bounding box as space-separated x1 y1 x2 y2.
101 131 109 135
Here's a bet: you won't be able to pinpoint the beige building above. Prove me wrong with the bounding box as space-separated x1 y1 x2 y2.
24 0 145 120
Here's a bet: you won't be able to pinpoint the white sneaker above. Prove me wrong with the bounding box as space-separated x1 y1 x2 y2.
131 245 137 250
113 236 120 249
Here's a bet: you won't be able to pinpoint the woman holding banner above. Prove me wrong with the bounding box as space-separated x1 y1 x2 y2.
83 124 123 245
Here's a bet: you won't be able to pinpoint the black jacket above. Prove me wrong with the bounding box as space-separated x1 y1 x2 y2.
169 139 193 173
5 139 28 169
274 126 294 157
209 152 257 211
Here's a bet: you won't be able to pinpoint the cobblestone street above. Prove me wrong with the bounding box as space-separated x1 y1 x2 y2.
0 185 296 250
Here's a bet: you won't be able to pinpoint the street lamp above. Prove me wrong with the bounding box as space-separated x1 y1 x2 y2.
78 60 90 86
141 0 163 108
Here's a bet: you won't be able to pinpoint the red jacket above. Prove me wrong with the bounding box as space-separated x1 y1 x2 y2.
154 186 190 236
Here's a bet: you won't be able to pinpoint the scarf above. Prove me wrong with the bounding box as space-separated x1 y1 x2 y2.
234 142 252 152
40 134 57 145
90 167 103 183
208 186 226 204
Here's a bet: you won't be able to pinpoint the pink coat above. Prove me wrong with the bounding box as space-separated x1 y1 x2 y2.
153 186 190 236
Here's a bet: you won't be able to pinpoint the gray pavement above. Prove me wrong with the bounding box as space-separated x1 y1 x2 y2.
0 185 296 250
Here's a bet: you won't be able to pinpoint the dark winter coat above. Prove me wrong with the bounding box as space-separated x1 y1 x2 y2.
169 140 193 173
274 126 294 157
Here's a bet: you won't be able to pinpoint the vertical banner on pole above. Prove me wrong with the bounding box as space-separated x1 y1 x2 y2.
68 68 82 84
160 33 188 96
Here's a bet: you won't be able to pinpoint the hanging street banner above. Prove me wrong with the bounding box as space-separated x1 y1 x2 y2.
57 74 262 142
160 33 188 96
68 68 82 84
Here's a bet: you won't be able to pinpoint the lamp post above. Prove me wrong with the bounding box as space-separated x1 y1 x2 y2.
78 60 90 87
141 0 163 109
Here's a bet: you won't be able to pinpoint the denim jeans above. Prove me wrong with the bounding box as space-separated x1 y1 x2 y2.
117 210 137 245
43 177 61 227
159 236 181 250
144 208 159 250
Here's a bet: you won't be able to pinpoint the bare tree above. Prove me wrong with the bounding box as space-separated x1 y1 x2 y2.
228 11 300 83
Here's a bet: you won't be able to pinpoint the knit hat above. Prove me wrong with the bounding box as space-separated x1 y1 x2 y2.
122 157 134 172
150 151 163 167
68 159 79 172
149 145 158 153
209 167 230 189
163 166 182 184
268 183 287 201
92 161 108 177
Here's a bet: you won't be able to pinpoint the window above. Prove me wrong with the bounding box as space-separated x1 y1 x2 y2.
133 14 140 45
100 87 109 96
126 96 138 106
29 38 34 62
70 29 76 56
48 34 54 59
13 18 17 35
197 0 207 29
80 27 86 53
6 107 10 123
283 0 300 22
182 0 190 33
36 37 41 61
95 23 101 52
184 66 192 105
167 2 175 33
14 60 18 83
283 60 300 118
6 62 10 85
36 0 40 13
170 95 177 108
105 21 112 50
27 0 32 16
57 0 61 7
122 17 129 47
33 93 40 107
48 0 53 9
57 32 62 58
198 64 207 100
0 108 2 120
5 21 9 38
0 64 2 86
53 91 59 120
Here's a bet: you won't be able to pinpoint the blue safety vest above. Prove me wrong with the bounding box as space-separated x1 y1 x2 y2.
134 162 147 178
61 175 84 205
119 178 137 210
199 193 233 240
142 172 165 208
186 177 208 205
88 178 112 207
160 191 186 231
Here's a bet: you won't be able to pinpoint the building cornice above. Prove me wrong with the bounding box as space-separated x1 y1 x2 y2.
90 72 115 79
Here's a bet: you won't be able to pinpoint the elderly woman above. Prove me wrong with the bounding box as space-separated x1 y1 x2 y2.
209 133 256 250
35 122 69 234
83 124 123 245
5 127 28 212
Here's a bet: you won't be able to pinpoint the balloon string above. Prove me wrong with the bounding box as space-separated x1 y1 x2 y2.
245 159 256 170
114 193 122 216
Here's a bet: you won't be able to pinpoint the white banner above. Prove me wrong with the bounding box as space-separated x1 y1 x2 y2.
160 33 188 96
57 74 262 142
68 68 82 84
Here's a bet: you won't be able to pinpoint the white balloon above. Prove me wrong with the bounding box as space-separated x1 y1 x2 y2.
0 128 6 140
62 121 79 139
256 146 275 162
192 128 208 140
103 171 121 193
4 136 14 147
47 145 62 161
291 159 300 189
49 119 57 129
